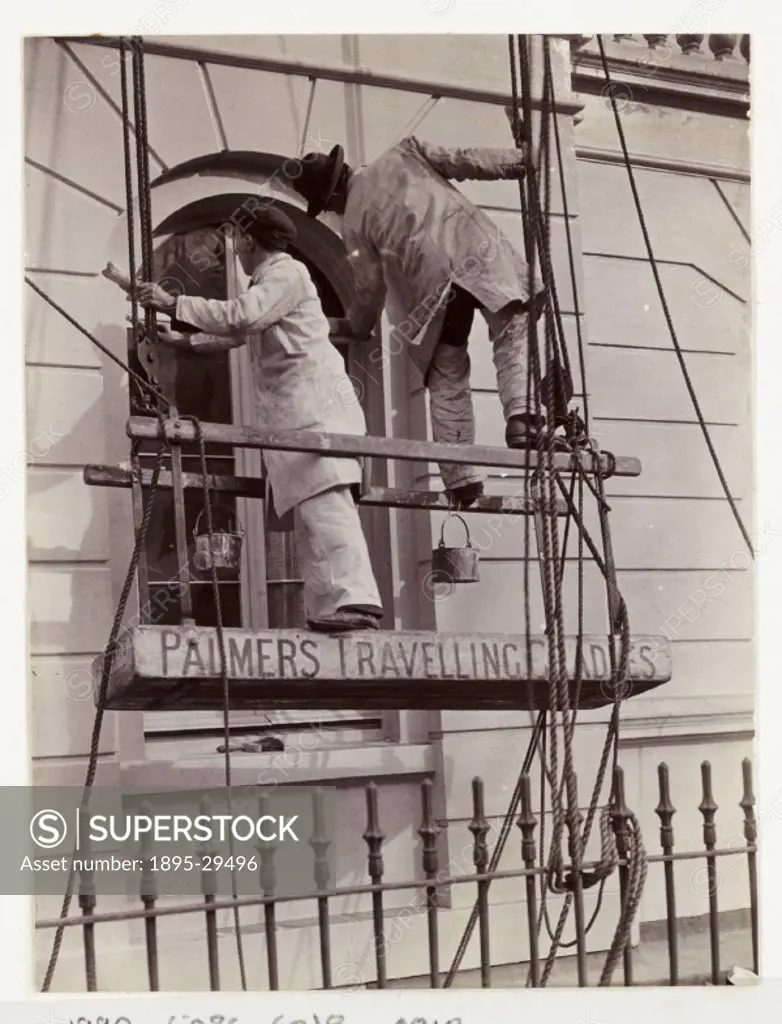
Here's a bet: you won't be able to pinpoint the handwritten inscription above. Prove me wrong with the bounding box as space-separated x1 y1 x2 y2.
395 1019 462 1024
271 1017 344 1024
155 629 665 683
167 1017 238 1024
71 1018 133 1024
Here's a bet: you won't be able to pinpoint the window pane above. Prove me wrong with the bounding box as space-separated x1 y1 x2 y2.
132 230 242 629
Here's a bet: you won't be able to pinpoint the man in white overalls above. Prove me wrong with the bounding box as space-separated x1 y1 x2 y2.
290 139 572 507
135 205 383 633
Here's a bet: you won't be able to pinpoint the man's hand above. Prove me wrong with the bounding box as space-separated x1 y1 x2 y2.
328 317 373 342
154 323 194 350
135 282 178 312
126 318 194 350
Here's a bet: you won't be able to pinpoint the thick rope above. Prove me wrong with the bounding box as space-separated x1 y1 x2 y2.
504 36 647 985
24 278 168 410
522 33 583 906
596 35 752 558
185 416 249 990
598 810 648 986
131 39 157 349
545 54 590 433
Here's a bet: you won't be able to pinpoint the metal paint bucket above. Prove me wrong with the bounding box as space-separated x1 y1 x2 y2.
193 503 244 579
431 512 480 585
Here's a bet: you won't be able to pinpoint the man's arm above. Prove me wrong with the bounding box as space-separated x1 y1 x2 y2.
137 260 307 337
410 136 527 182
342 224 387 340
144 323 246 354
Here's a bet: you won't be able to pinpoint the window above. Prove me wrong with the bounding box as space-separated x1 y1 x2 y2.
128 211 394 753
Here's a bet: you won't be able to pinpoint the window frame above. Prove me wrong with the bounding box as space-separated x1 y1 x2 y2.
133 200 399 754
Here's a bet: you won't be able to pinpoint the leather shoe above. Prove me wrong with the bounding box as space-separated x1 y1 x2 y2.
445 481 484 508
307 607 382 633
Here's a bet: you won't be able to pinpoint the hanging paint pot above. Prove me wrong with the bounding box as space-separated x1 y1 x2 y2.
193 503 244 579
431 512 480 585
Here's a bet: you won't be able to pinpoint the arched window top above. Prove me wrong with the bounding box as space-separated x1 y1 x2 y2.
151 188 354 313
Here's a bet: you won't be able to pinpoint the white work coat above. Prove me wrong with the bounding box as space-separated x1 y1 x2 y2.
176 252 365 518
342 135 543 377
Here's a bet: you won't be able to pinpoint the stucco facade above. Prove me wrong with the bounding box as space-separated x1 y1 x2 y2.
25 34 752 989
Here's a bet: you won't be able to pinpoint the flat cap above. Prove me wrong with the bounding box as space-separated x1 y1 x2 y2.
239 201 298 247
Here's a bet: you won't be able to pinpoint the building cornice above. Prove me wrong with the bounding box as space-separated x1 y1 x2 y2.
565 35 749 119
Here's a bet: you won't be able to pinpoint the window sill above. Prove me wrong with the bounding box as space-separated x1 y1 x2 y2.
120 740 435 789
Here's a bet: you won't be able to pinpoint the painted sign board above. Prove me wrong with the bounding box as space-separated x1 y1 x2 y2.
98 627 672 711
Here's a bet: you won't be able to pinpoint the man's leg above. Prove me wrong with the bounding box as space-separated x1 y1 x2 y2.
426 340 484 499
296 485 383 632
482 303 569 450
483 301 573 446
424 286 483 505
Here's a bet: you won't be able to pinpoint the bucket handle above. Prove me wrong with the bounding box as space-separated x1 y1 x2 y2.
193 502 244 539
438 511 472 550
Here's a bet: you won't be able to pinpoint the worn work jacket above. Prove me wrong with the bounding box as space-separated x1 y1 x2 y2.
177 252 365 518
342 135 542 377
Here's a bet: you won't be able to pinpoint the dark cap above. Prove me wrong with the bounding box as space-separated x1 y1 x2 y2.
236 202 298 249
288 144 345 218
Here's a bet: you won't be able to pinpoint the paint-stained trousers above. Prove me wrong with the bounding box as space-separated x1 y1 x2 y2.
426 297 533 492
294 485 382 619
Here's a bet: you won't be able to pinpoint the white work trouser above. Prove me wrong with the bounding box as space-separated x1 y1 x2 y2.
427 304 531 492
295 485 382 619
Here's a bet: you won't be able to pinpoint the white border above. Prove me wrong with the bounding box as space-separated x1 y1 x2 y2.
4 0 781 1018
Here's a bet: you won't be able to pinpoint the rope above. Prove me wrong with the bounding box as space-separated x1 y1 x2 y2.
499 35 648 987
118 37 153 415
545 54 590 433
185 416 249 990
41 429 168 991
24 277 169 410
442 712 547 986
127 36 248 988
596 35 753 559
598 810 648 986
131 38 157 348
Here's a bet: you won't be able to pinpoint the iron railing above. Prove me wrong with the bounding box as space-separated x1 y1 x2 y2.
35 757 758 992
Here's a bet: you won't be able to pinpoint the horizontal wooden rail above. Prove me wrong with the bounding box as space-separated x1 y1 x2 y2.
127 417 641 478
359 486 567 516
84 464 267 498
85 463 567 515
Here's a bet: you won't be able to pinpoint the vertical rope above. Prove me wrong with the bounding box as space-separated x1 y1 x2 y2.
188 418 249 991
595 34 752 558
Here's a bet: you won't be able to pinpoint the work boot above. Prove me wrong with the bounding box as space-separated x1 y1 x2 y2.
307 606 383 633
506 414 570 453
445 481 484 509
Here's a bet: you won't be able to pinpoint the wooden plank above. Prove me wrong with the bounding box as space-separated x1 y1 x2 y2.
127 416 642 478
83 468 567 516
359 486 567 516
98 625 671 711
83 463 267 499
